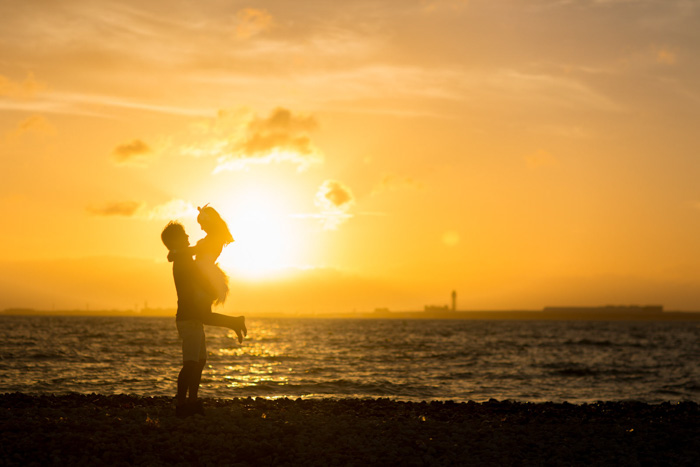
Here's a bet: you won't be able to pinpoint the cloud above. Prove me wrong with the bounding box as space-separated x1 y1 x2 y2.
241 132 315 158
4 115 56 141
313 180 355 230
215 146 321 172
112 139 152 165
16 115 52 132
248 107 318 133
0 73 46 99
291 180 356 230
227 108 320 168
147 199 198 220
86 201 144 217
182 107 323 172
86 199 197 220
234 8 274 39
315 180 354 210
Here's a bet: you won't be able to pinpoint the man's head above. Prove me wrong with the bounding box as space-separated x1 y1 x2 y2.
161 221 189 251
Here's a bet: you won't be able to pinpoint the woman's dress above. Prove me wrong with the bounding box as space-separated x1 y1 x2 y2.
193 236 229 306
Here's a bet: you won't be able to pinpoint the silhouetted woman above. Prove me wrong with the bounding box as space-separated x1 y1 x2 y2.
193 205 233 305
173 204 246 342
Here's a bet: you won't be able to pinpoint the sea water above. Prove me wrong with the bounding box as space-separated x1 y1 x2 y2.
0 316 698 403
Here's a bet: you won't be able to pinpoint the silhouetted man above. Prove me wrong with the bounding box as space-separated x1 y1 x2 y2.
161 221 209 417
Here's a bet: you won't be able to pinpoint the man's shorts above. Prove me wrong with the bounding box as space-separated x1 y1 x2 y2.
176 319 207 363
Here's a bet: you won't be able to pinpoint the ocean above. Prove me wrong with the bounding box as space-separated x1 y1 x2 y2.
1 316 698 404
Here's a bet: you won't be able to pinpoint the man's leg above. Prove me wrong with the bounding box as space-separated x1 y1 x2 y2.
189 325 206 401
187 360 207 415
176 320 205 416
176 364 189 403
176 361 198 416
186 326 207 416
189 359 206 400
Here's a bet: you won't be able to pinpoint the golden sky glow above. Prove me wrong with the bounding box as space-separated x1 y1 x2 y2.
2 0 700 312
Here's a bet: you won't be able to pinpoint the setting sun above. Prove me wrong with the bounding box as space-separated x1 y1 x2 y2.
215 185 305 278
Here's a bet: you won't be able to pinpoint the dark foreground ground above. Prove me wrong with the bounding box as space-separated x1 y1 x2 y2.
0 394 698 466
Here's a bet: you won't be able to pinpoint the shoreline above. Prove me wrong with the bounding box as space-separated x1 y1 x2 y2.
1 394 698 466
3 308 700 321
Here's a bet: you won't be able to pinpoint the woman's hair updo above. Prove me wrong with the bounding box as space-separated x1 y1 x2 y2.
197 204 234 246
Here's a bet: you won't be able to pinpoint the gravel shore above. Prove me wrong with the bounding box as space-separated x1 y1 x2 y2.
1 393 698 466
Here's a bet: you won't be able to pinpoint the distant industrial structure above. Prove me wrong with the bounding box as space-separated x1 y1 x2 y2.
424 290 458 313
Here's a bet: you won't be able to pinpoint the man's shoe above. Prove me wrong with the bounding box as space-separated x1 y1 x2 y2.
191 400 205 416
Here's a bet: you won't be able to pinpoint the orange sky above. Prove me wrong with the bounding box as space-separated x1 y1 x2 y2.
2 0 700 313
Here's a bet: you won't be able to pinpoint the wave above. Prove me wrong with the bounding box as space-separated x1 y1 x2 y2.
657 381 700 393
540 362 651 378
536 338 647 348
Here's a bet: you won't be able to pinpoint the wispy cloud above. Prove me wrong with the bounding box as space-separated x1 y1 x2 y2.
112 139 151 166
4 115 57 142
86 201 144 217
234 8 274 39
192 65 619 117
147 199 198 220
372 174 423 195
86 199 197 220
52 91 212 117
0 73 46 99
484 69 621 112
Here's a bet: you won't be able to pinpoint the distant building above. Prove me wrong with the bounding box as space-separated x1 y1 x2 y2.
425 290 458 313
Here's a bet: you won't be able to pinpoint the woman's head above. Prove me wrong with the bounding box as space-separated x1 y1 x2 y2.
197 205 234 245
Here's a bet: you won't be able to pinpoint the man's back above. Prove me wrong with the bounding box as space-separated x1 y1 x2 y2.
171 251 210 321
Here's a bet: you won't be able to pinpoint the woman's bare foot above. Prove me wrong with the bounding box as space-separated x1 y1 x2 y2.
230 316 246 344
239 316 247 338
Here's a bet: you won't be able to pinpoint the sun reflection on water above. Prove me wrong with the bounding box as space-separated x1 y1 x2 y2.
205 321 297 394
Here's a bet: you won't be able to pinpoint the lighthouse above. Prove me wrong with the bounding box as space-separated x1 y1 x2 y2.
451 290 456 312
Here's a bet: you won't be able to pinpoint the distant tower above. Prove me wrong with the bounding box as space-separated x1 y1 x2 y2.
451 290 457 312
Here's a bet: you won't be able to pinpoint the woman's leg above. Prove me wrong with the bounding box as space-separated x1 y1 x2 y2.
201 312 247 343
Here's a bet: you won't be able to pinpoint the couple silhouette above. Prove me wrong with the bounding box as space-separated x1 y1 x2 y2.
161 205 246 417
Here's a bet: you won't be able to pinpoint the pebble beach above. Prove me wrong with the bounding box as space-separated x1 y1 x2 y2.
1 393 698 466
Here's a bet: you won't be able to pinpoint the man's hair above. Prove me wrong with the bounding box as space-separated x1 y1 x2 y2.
161 221 185 250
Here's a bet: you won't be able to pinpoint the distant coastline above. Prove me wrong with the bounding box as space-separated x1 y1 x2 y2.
2 305 700 321
367 305 700 321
